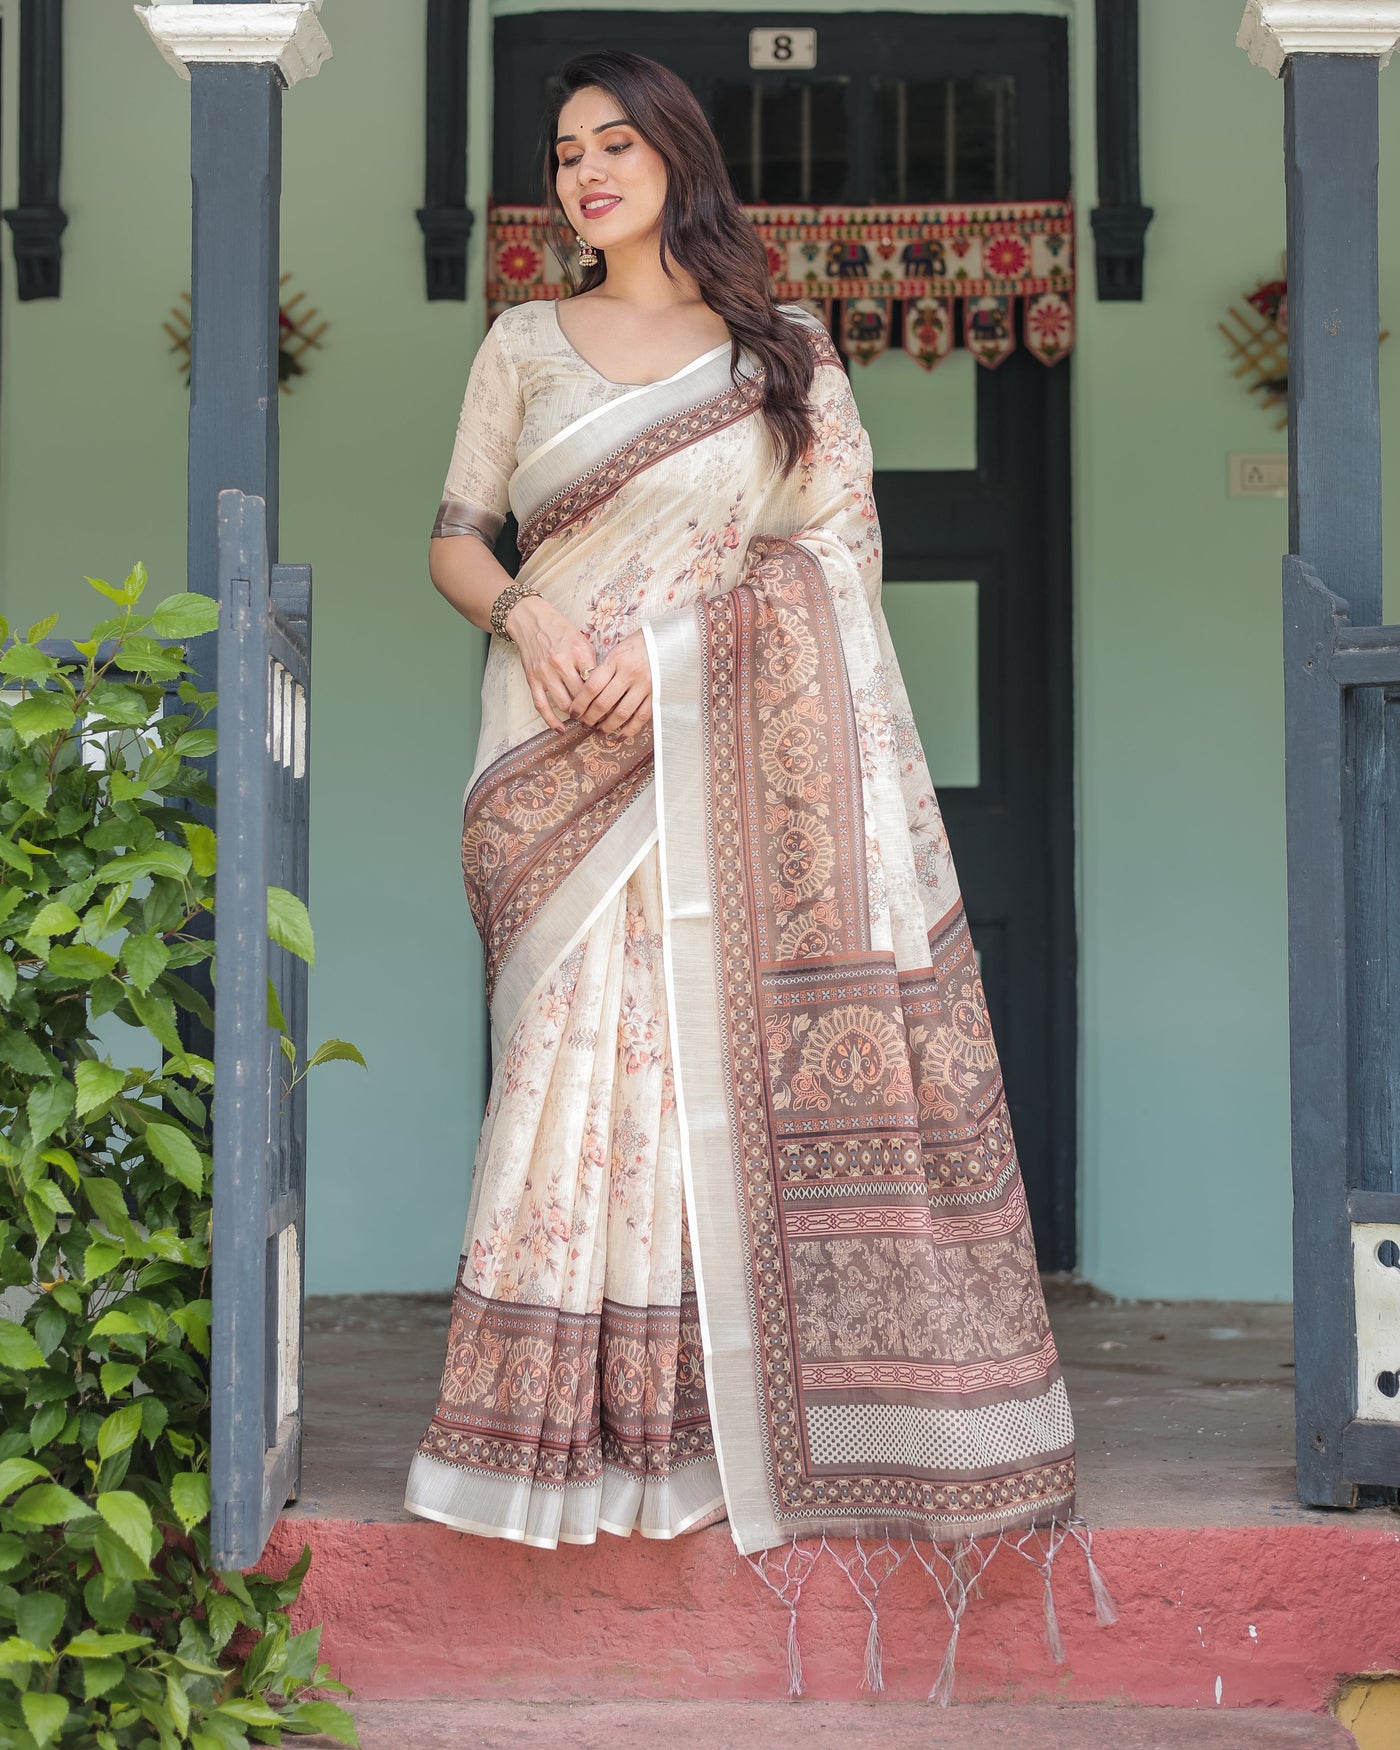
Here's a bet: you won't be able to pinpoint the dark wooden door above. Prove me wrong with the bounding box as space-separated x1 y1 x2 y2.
494 13 1076 1268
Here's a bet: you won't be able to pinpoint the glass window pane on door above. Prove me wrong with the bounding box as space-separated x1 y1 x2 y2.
873 76 1017 202
712 78 850 203
850 349 978 471
880 580 981 788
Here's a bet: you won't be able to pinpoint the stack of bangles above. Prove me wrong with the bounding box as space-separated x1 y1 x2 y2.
490 579 593 684
489 577 539 640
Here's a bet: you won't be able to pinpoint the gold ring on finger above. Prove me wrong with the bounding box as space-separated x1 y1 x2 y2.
580 667 593 681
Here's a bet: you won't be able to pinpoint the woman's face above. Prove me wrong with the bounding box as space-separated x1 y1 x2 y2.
554 84 668 257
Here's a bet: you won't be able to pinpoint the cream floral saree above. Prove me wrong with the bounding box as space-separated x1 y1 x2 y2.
403 300 1075 1565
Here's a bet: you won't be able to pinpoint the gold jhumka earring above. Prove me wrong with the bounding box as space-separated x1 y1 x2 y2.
576 233 598 268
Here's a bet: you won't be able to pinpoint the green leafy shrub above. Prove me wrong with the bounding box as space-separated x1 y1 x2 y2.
0 568 359 1748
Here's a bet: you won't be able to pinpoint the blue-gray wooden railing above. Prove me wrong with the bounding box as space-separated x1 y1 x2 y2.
210 488 313 1569
1284 555 1400 1504
1271 45 1396 1510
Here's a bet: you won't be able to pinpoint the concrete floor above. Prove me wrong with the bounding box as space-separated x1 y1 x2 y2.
293 1698 1358 1748
287 1282 1391 1533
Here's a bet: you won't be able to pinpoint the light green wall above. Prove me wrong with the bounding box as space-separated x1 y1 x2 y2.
1077 5 1400 1298
0 0 496 1295
0 0 1396 1300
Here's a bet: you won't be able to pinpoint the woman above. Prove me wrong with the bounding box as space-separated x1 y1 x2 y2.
404 51 1081 1606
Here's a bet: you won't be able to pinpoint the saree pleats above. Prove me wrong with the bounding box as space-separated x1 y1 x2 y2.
406 300 1075 1556
405 849 725 1545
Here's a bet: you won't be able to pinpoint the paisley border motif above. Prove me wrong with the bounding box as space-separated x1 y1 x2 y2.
417 1276 714 1490
696 537 1074 1531
461 721 655 1001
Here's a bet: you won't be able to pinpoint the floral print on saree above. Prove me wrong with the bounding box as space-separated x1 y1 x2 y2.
406 302 1077 1577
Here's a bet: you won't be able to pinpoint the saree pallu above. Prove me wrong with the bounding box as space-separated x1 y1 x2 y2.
404 309 1075 1559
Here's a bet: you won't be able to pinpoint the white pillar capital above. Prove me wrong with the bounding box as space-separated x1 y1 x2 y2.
1237 1 1400 76
135 2 332 86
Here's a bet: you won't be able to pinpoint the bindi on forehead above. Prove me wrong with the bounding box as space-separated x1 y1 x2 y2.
555 91 632 144
556 121 629 144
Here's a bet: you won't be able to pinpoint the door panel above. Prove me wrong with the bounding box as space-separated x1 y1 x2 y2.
882 580 982 789
850 349 979 472
494 13 1076 1268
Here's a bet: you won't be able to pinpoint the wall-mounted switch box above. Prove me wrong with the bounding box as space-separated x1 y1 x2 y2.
1229 453 1288 497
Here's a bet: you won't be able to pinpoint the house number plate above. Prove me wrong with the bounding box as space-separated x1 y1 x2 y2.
749 28 817 69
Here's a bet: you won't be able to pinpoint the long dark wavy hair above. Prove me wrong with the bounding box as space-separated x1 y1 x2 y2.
541 51 817 472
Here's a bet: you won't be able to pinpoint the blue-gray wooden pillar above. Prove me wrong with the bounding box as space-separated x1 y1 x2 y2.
186 15 288 1560
180 28 284 1079
139 0 327 1571
1279 51 1388 1508
184 10 285 1561
1284 58 1382 615
186 46 283 701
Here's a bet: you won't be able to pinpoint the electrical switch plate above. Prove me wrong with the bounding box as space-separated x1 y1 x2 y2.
1229 453 1288 497
1353 1223 1400 1422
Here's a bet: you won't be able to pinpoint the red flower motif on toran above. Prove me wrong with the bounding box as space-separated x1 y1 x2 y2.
497 242 542 284
765 244 786 279
985 236 1030 278
1028 299 1070 347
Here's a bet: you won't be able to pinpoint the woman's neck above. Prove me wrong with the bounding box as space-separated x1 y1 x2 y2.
590 234 703 308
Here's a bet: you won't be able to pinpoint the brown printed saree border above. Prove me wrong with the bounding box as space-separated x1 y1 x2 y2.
799 1326 1060 1396
780 1171 1029 1244
517 372 766 562
731 537 870 964
515 323 841 564
417 1278 714 1490
696 536 1073 1537
461 720 654 1002
899 907 1022 1196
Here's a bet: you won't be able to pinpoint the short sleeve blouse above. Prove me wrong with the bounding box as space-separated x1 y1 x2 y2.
432 316 524 545
433 304 656 546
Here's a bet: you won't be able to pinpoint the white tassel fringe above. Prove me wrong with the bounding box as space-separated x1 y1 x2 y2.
1087 1550 1119 1627
785 1607 804 1698
861 1610 884 1693
1042 1573 1066 1665
745 1516 1116 1704
928 1619 960 1707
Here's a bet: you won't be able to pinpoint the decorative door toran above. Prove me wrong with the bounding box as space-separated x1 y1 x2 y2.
487 199 1075 370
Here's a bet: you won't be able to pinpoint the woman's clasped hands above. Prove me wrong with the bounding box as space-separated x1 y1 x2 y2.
506 593 653 741
568 628 653 741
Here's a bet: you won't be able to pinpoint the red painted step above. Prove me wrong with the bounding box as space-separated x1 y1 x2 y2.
261 1516 1400 1714
294 1698 1358 1749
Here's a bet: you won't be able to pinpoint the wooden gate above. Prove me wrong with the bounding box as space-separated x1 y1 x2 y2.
209 489 314 1569
1285 555 1400 1503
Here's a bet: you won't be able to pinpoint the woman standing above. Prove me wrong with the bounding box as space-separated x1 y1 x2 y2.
404 51 1076 1583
